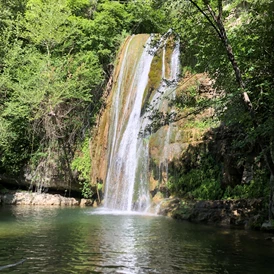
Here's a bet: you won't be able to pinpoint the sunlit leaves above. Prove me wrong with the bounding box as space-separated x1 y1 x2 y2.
24 0 71 54
0 0 104 174
127 0 169 33
90 1 131 63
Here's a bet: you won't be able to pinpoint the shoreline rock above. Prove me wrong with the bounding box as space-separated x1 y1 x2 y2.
0 191 80 206
80 198 96 207
158 198 267 230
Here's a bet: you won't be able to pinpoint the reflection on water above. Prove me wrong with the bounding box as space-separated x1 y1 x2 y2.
0 206 274 273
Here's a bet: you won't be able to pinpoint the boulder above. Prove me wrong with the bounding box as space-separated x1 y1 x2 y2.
261 221 274 232
0 192 79 206
80 198 94 207
158 197 266 229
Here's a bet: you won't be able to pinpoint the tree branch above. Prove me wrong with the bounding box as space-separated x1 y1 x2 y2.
187 0 223 39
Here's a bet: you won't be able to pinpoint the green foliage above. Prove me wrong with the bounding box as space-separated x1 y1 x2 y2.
127 0 170 34
71 138 93 198
66 0 95 17
223 168 270 199
71 138 91 182
1 0 274 206
183 117 219 131
0 0 175 177
97 182 103 191
157 0 274 206
1 0 161 179
24 0 71 54
89 1 132 65
0 116 31 173
191 177 222 200
0 0 105 177
168 154 222 200
80 182 94 199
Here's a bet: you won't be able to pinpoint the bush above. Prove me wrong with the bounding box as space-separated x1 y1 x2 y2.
167 155 222 200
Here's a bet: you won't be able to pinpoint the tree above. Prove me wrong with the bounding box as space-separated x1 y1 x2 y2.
187 1 274 218
157 0 274 217
0 0 103 189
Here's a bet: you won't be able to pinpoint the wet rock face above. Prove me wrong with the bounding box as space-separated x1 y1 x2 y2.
0 192 79 206
90 34 150 187
148 73 219 197
158 198 266 229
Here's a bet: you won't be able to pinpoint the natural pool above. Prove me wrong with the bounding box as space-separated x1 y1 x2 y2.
0 206 274 273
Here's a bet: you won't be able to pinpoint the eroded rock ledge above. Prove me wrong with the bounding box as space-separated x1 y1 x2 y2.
158 198 267 230
0 192 80 206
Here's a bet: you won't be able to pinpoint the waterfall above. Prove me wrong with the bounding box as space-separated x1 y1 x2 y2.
104 35 155 211
103 34 180 212
160 40 180 184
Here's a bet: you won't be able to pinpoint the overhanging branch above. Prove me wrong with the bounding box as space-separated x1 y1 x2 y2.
187 0 223 40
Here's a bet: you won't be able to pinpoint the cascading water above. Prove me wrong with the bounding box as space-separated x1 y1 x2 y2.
140 39 180 186
160 40 180 183
103 34 180 212
104 35 155 211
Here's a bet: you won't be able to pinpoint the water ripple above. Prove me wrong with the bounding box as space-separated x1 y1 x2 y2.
1 207 274 273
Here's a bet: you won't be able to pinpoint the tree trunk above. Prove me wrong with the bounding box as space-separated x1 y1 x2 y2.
269 174 274 220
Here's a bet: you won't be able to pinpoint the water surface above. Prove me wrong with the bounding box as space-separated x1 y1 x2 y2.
0 206 274 273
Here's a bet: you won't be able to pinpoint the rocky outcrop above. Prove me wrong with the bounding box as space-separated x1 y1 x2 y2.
158 198 266 230
148 73 218 196
0 192 79 206
0 173 81 195
80 198 97 207
261 221 274 232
